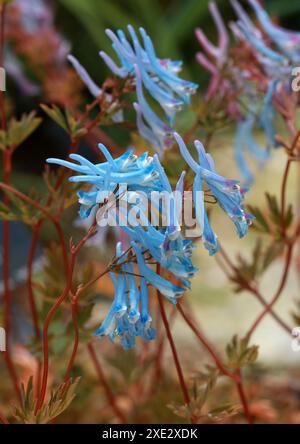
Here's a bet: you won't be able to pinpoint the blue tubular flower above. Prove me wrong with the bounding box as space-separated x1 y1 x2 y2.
247 0 300 63
226 0 299 184
133 66 174 155
174 132 253 245
234 102 273 186
231 0 300 77
99 25 197 153
193 170 219 255
131 241 185 304
47 141 199 348
101 26 198 104
95 242 156 349
48 137 251 349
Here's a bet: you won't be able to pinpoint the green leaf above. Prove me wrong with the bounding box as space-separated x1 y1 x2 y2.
40 104 69 133
265 192 281 227
14 377 80 424
247 205 270 233
0 112 42 151
41 104 87 138
261 242 284 272
226 335 259 369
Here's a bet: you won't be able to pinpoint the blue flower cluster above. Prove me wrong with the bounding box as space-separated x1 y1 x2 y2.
47 134 252 349
67 26 197 155
230 0 300 184
48 144 196 348
100 26 198 154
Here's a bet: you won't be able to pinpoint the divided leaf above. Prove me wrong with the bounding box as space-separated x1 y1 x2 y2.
226 335 259 369
0 112 42 151
14 377 80 424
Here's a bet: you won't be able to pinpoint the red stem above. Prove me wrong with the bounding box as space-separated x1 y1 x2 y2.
36 225 96 411
27 222 43 341
152 307 176 385
235 369 253 424
87 342 126 424
247 242 294 337
177 303 234 378
216 249 291 334
0 3 22 404
36 253 75 411
177 303 254 423
155 277 191 410
63 299 79 384
0 410 9 425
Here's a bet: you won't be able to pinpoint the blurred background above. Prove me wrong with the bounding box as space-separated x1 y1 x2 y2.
1 0 300 424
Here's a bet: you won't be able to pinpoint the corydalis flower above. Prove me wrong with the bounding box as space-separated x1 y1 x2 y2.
95 243 156 350
47 142 197 348
67 25 197 155
195 0 288 186
174 133 253 255
229 0 300 182
195 1 229 99
47 135 252 347
232 0 300 69
100 25 198 154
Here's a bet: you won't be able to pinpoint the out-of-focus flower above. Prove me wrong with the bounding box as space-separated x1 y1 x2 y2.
195 1 229 99
195 0 300 185
6 0 81 105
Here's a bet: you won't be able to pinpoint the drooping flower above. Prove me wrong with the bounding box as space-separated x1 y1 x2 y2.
195 1 229 99
195 0 299 185
174 132 253 254
47 132 252 348
68 25 197 154
47 142 197 348
94 242 156 350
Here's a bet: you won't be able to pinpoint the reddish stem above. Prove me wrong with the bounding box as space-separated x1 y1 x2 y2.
87 342 126 424
155 277 191 410
27 222 43 341
36 253 76 411
0 3 22 404
36 225 96 411
235 369 253 424
177 303 254 423
177 303 234 379
63 299 79 384
152 306 176 385
216 249 291 334
0 410 9 425
247 243 294 337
